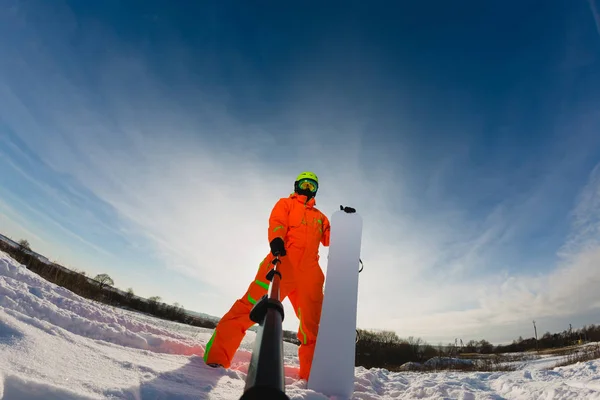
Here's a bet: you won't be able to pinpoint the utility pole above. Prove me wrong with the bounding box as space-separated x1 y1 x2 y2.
533 320 538 352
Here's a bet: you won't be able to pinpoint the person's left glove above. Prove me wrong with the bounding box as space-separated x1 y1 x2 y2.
340 205 356 213
269 237 286 256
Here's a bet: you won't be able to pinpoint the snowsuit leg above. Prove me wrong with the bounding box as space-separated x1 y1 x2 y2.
203 252 324 380
287 263 325 380
203 255 270 367
203 253 297 368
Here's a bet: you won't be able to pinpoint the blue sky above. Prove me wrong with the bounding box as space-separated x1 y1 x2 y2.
1 0 600 344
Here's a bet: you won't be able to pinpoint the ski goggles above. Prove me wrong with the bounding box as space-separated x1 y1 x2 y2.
298 178 318 193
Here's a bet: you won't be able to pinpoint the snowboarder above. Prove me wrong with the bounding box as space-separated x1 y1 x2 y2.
203 171 331 381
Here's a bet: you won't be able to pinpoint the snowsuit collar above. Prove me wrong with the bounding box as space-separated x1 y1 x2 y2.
290 192 316 208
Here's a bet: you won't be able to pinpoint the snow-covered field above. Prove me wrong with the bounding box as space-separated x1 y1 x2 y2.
1 250 600 399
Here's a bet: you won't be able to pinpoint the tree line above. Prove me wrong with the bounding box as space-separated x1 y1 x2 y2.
354 326 600 371
0 239 215 329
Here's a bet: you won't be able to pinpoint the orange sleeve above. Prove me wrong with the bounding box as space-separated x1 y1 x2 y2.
320 213 331 246
268 198 290 243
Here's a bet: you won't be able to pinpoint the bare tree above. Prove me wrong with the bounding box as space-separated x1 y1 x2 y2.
147 295 162 313
18 239 30 250
378 330 400 344
173 302 183 309
478 339 494 354
93 273 114 288
407 336 423 359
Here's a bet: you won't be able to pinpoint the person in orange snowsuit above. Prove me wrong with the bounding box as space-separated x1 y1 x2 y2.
203 171 330 380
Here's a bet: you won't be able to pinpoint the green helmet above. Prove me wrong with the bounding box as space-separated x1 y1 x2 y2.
296 171 318 183
294 171 319 198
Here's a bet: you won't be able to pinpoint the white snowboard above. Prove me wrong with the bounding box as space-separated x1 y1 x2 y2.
308 209 363 399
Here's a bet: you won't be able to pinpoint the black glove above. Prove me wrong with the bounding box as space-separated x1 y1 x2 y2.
340 205 356 213
269 237 286 256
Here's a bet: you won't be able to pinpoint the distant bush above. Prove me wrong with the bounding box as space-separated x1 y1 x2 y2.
355 329 429 369
551 344 600 368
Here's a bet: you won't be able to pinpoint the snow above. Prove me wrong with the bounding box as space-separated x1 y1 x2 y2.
1 250 600 399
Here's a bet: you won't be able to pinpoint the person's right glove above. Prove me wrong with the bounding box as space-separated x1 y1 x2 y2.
269 237 286 256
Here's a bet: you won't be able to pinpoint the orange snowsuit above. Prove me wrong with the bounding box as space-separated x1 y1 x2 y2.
203 193 331 380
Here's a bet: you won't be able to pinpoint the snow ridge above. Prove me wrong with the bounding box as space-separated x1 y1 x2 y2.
0 253 203 355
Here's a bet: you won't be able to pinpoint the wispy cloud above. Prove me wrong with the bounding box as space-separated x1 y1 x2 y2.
589 0 600 38
562 163 600 257
371 161 600 343
0 198 49 249
0 135 125 259
1 0 600 343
